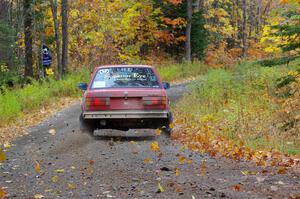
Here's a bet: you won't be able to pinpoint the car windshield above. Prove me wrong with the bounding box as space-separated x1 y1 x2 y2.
91 67 161 89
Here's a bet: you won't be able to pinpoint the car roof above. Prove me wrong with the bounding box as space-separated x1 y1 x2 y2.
95 65 154 70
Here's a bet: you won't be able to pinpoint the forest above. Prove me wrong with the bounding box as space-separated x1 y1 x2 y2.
0 0 300 198
0 0 299 172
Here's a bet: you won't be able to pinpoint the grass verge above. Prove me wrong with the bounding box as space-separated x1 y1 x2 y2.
156 61 208 83
0 70 90 127
173 60 300 155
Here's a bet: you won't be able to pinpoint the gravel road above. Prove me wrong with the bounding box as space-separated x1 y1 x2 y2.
1 83 299 199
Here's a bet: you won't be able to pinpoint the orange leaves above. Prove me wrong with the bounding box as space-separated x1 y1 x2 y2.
144 158 153 164
0 149 5 163
178 156 186 164
200 160 207 176
161 17 186 29
0 187 6 199
155 129 161 136
150 141 160 152
35 160 42 174
164 0 183 5
233 185 241 192
172 112 300 170
279 0 289 5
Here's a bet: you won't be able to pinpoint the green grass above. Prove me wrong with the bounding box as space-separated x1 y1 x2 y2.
175 59 300 155
156 61 208 82
0 70 90 127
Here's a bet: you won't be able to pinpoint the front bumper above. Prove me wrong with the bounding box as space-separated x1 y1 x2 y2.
83 110 169 119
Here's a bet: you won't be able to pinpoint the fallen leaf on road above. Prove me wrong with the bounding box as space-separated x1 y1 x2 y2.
70 166 76 170
178 156 186 164
175 185 182 193
54 169 65 173
68 183 76 190
144 158 153 164
35 161 41 174
175 168 179 176
88 160 95 165
241 170 249 175
3 142 11 149
150 141 160 152
233 185 241 192
158 182 164 193
157 152 163 159
277 167 287 174
51 175 59 183
0 150 5 163
155 129 161 136
34 194 45 199
0 187 6 198
200 160 207 176
48 128 56 136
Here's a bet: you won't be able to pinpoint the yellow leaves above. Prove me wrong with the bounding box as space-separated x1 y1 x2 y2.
70 9 80 19
68 183 76 190
51 175 59 183
178 156 186 164
144 158 153 164
54 169 65 173
0 149 6 163
45 68 54 76
157 182 165 193
288 70 298 76
0 187 6 199
175 168 179 176
150 141 160 152
155 129 161 136
3 142 14 149
35 161 42 174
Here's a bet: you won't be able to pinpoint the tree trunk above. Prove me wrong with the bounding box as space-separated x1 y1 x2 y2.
50 0 62 77
61 0 68 75
185 0 192 62
256 0 262 36
23 0 33 77
242 0 247 57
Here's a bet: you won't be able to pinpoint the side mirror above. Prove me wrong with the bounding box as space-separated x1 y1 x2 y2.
162 82 170 90
78 83 88 91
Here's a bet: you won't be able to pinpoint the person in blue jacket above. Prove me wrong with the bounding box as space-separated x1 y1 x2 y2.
42 45 52 76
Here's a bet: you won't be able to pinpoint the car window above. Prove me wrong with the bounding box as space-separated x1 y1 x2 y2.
91 67 161 89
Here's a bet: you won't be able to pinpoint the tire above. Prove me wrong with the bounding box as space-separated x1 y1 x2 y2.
79 114 95 134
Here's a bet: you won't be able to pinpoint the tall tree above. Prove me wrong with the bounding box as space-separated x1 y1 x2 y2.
185 0 192 62
50 0 62 77
61 0 68 75
23 0 33 77
242 0 248 57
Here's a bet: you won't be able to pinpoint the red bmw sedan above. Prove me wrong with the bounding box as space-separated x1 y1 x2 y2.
78 65 172 133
